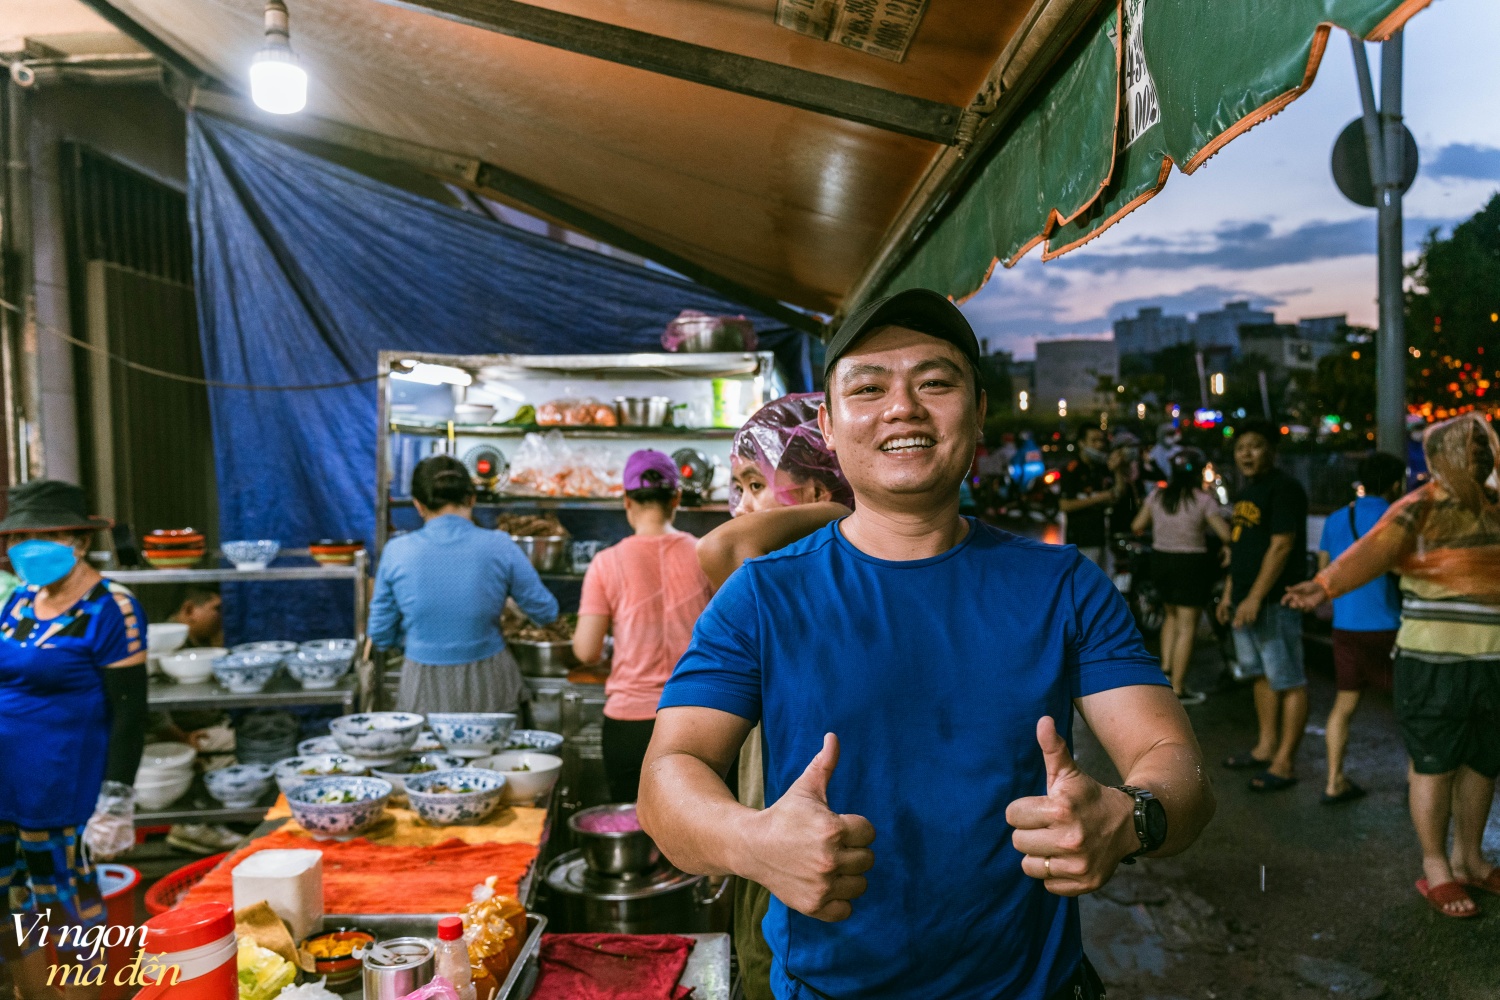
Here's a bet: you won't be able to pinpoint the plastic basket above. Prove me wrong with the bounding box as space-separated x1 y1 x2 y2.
143 852 228 916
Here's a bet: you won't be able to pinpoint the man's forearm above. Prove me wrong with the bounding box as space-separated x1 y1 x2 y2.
1059 492 1111 513
1118 739 1216 858
698 503 849 588
1244 536 1293 604
639 750 758 878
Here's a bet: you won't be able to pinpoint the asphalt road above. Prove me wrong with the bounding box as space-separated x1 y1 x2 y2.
993 516 1500 1000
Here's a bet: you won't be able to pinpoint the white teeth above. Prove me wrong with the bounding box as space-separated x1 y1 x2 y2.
880 436 935 452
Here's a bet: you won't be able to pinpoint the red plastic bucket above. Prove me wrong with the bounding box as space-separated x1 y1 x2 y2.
131 902 236 1000
98 863 142 1000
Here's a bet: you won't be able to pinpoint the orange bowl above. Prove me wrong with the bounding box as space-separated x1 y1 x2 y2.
143 549 205 568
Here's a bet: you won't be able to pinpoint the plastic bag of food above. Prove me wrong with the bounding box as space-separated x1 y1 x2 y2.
661 309 758 352
275 980 341 1000
396 977 461 1000
729 393 853 515
83 781 136 861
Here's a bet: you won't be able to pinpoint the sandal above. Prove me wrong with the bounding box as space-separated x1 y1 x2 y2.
1248 771 1298 792
1320 782 1366 805
1416 879 1478 918
1223 752 1271 770
1460 869 1500 898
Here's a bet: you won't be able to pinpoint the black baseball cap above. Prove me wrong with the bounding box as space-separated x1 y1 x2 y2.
824 288 982 385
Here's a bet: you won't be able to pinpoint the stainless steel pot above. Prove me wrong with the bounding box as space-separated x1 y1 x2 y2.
615 396 673 427
569 803 661 875
542 850 732 935
510 534 569 572
361 937 435 1000
511 639 576 677
673 322 748 353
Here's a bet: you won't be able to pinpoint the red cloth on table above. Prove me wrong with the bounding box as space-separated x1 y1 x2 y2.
530 934 696 1000
179 829 537 913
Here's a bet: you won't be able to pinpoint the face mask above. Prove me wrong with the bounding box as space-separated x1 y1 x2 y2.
8 539 79 587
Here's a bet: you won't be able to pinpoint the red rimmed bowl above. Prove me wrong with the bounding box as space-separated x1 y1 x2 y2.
309 539 362 566
302 926 376 986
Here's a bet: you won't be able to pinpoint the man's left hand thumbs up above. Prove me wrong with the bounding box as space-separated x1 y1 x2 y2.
1005 717 1137 896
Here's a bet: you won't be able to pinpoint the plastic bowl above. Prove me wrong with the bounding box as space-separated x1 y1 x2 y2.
285 776 392 839
403 768 506 825
203 764 272 808
369 752 465 793
426 712 517 759
211 651 284 693
472 750 562 803
221 539 280 570
328 712 425 758
273 754 368 795
158 648 227 684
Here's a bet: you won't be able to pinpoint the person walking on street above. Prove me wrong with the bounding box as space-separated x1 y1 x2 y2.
1285 414 1500 918
1312 452 1407 806
571 451 715 803
1217 420 1309 793
639 288 1214 1000
1131 449 1232 704
1059 426 1121 570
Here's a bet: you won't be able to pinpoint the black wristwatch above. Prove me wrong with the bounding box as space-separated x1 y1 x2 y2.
1114 785 1167 864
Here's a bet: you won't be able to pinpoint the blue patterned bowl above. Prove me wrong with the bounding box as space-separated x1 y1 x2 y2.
403 768 506 826
505 730 564 754
329 712 425 758
204 764 273 808
370 752 465 793
212 652 284 693
273 754 367 795
300 639 357 657
426 713 517 759
287 649 355 690
222 539 280 570
286 776 392 838
233 640 298 656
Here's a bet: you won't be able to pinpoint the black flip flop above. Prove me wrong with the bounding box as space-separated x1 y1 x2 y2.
1249 771 1299 793
1223 752 1271 770
1320 782 1367 805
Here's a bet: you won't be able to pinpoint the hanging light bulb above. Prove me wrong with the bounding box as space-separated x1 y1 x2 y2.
250 0 307 114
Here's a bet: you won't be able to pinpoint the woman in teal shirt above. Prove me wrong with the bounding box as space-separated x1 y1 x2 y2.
370 456 559 713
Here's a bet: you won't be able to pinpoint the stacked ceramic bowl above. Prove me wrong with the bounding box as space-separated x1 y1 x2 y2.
328 712 425 768
212 651 284 694
309 539 362 566
204 764 273 808
236 711 300 765
142 529 205 569
134 742 196 811
158 647 227 685
287 639 357 690
273 754 368 796
146 623 188 676
426 712 517 759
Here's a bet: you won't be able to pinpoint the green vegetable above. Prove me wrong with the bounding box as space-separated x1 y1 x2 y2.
237 937 296 1000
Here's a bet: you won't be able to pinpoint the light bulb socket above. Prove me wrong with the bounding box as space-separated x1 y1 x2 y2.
263 0 291 45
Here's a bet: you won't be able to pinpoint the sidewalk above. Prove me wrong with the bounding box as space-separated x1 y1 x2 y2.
1074 634 1500 1000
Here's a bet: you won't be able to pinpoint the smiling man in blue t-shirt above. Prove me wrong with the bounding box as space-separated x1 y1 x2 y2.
639 289 1216 1000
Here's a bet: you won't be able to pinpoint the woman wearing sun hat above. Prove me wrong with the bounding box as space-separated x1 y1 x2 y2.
0 479 149 993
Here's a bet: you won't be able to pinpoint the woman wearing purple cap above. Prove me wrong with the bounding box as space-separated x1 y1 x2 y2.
572 450 715 801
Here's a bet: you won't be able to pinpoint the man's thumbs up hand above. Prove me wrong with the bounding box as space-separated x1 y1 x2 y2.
1005 717 1137 897
746 733 876 922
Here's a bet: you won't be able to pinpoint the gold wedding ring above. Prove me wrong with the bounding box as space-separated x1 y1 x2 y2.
1043 857 1052 879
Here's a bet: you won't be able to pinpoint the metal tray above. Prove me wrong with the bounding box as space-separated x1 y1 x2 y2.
329 911 547 1000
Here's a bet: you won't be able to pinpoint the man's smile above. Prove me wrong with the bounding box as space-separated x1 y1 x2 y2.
878 435 936 454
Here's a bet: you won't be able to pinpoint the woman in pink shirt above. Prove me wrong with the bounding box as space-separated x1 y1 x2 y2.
573 450 714 802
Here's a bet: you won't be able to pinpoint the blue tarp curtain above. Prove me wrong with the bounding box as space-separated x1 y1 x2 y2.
187 111 809 642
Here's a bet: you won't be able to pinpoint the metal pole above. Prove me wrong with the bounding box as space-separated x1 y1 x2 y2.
1194 351 1209 410
1258 370 1272 418
1377 32 1406 456
3 79 41 482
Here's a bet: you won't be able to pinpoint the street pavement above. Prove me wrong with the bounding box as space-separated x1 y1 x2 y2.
993 517 1500 1000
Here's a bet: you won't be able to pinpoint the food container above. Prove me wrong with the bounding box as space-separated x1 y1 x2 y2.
309 539 362 566
369 752 464 793
473 750 563 804
273 754 367 795
210 651 283 693
203 764 272 808
231 848 324 941
569 803 661 875
361 936 435 1000
426 712 517 758
668 315 751 353
614 395 673 427
328 712 425 760
303 926 375 988
510 639 576 678
285 776 392 839
543 850 729 935
454 402 497 424
510 534 569 573
158 648 226 685
403 767 506 825
134 902 237 1000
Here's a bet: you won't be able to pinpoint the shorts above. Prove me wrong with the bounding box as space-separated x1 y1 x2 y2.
1332 629 1396 692
1151 550 1216 608
1393 653 1500 777
1232 603 1306 692
0 823 105 962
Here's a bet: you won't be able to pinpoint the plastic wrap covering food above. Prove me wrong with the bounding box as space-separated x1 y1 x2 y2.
462 893 527 998
661 309 758 352
494 513 568 537
1316 413 1500 601
535 399 617 427
506 431 624 498
728 393 853 515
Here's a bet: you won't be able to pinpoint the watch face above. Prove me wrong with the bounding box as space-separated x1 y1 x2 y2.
1144 797 1168 846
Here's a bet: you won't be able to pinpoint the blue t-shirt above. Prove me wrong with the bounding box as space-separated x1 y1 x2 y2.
1317 498 1401 632
0 581 146 829
660 518 1165 1000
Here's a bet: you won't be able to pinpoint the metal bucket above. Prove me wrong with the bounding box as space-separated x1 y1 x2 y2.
542 851 732 935
511 639 576 678
614 396 673 427
510 534 570 573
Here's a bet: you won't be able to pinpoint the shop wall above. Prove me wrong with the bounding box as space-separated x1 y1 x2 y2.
25 81 185 484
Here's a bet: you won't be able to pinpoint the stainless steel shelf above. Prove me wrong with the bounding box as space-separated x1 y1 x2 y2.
107 564 360 584
148 675 357 710
136 796 277 827
390 420 737 440
388 496 731 513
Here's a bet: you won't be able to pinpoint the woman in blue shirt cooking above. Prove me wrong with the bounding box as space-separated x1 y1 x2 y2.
639 289 1215 1000
369 455 559 714
0 480 148 994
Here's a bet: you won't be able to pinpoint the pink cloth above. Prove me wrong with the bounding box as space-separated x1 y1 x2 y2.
1146 489 1219 553
579 532 713 721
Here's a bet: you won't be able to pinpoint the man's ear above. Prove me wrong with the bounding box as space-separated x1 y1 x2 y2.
817 400 837 455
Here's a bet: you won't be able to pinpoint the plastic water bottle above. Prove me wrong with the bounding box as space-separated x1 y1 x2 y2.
435 916 478 1000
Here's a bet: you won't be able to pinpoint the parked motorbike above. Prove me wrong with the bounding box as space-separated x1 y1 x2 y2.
1111 533 1163 637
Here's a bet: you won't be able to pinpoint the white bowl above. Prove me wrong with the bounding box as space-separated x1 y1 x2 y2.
273 754 368 795
454 403 496 424
133 773 193 811
473 751 563 803
139 742 196 772
159 648 227 684
147 623 189 656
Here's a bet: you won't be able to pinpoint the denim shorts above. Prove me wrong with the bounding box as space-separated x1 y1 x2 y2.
1232 603 1306 691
